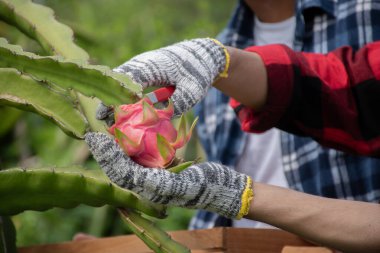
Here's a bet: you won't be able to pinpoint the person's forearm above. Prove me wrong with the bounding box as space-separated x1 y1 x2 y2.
247 182 380 253
214 42 380 156
213 46 268 111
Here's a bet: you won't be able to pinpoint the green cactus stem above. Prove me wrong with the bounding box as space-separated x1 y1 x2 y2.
0 38 141 106
0 167 166 218
0 216 17 253
0 0 89 63
118 161 194 253
119 209 190 253
72 92 108 134
0 68 87 138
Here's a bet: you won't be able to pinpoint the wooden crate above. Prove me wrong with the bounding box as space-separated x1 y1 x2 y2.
19 228 334 253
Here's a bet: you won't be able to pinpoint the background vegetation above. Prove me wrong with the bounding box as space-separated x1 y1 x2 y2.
0 0 235 247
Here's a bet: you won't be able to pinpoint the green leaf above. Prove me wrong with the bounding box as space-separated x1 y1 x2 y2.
0 167 166 218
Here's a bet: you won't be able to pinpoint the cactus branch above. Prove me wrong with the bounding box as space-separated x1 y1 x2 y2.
0 216 17 253
118 162 193 253
0 68 88 138
119 209 190 253
0 167 166 218
73 92 109 134
0 0 89 62
0 38 141 106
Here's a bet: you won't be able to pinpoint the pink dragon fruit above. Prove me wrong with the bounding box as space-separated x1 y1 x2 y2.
108 98 196 168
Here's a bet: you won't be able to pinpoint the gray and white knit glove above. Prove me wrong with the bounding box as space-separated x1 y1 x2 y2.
85 132 253 219
113 38 229 116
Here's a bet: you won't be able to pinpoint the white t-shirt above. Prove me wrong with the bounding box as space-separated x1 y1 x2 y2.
233 15 296 228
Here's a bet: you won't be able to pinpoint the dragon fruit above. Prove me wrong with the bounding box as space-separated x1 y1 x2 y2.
108 98 196 168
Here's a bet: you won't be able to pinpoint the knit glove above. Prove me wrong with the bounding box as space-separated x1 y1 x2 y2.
85 132 253 219
114 38 229 116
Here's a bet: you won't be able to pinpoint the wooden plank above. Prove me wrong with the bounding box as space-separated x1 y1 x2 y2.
225 228 313 253
19 235 151 253
282 246 334 253
19 228 224 253
192 251 224 253
19 228 324 253
171 228 224 250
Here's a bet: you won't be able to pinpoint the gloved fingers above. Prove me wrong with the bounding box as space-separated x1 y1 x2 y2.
84 132 129 167
113 50 173 88
170 86 189 116
83 133 194 204
85 132 144 186
85 133 251 217
84 132 174 196
170 80 209 116
113 63 151 88
95 103 115 127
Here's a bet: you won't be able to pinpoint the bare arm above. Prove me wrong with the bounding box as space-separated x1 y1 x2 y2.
214 46 268 110
247 182 380 253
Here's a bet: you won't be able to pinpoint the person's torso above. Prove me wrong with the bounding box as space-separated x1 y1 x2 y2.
233 15 296 228
283 0 380 201
190 0 380 230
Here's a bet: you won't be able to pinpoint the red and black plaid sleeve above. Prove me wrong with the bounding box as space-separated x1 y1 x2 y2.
230 41 380 157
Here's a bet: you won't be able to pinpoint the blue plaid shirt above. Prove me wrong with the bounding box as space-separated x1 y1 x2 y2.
189 0 380 229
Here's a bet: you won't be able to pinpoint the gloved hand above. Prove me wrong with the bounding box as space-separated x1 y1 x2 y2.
85 132 252 219
113 38 229 116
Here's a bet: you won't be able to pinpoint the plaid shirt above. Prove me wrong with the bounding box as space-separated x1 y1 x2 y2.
189 0 380 230
232 42 380 156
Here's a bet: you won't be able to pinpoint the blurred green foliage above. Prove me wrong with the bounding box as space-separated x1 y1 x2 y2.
0 0 235 247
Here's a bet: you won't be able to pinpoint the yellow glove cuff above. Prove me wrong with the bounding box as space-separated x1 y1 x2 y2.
211 38 230 78
236 176 254 219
